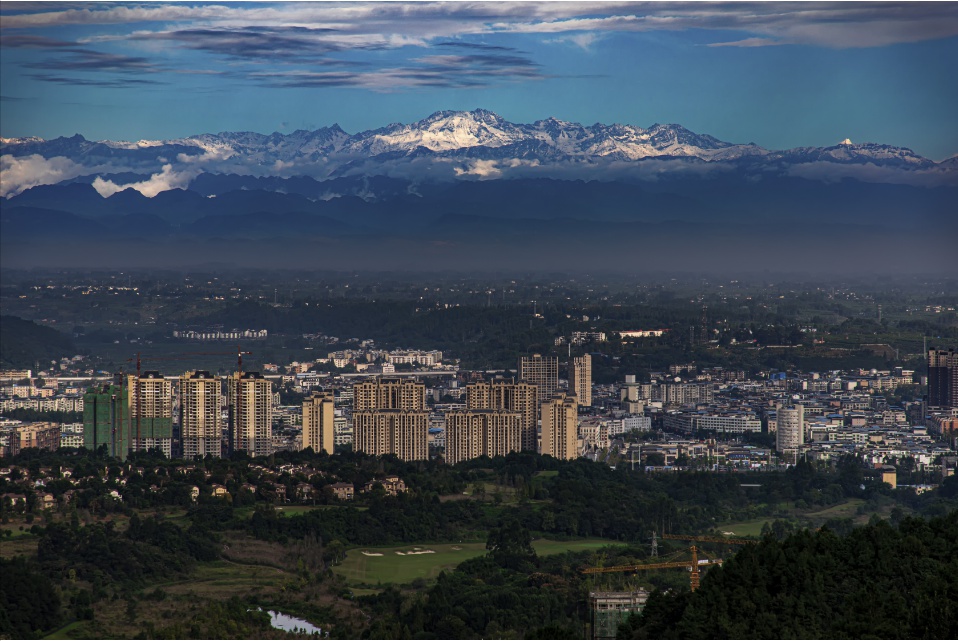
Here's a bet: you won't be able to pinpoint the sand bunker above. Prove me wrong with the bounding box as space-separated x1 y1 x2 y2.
395 549 435 556
361 551 384 556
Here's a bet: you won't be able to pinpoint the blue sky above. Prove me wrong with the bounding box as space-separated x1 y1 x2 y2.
2 1 957 159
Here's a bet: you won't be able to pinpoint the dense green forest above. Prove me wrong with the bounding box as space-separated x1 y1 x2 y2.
620 512 958 639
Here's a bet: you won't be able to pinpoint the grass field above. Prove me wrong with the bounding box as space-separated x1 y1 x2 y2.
0 535 38 558
715 518 770 538
333 538 623 586
720 498 877 537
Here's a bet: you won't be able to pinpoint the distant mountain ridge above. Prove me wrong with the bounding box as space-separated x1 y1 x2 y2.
1 108 946 186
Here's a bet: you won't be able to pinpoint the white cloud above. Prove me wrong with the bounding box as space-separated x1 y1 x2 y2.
785 161 958 187
5 2 955 50
91 163 196 197
454 159 502 178
0 154 99 198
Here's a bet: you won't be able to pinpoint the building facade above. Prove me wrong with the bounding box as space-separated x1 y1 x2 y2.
9 422 61 456
179 370 221 459
776 404 805 456
129 371 173 457
445 409 523 465
352 377 428 460
519 354 558 403
570 354 593 407
228 371 272 457
466 380 539 451
928 347 958 408
302 391 335 455
540 392 579 460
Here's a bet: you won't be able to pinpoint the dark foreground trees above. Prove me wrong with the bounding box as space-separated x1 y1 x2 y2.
619 511 958 639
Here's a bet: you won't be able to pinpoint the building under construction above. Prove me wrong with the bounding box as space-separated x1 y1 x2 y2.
83 377 131 460
589 590 649 640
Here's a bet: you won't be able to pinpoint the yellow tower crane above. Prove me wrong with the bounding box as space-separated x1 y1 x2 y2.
581 545 719 591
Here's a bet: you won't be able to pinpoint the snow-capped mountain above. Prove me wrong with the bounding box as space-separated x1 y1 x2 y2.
1 109 953 199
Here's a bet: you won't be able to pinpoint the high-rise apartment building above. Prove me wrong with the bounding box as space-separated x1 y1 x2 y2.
83 378 131 460
928 347 958 408
353 377 428 460
445 409 523 465
519 354 558 403
776 404 804 456
354 377 426 411
466 380 539 451
180 370 222 459
570 354 593 407
353 411 428 460
302 391 335 455
129 371 173 457
228 371 272 457
540 392 579 460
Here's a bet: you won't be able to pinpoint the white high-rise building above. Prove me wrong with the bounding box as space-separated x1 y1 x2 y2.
776 404 804 457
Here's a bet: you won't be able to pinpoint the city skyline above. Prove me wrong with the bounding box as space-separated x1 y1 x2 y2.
1 1 957 160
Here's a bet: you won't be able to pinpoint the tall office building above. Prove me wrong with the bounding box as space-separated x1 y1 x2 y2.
129 371 173 457
569 354 593 407
776 404 804 456
353 377 428 460
445 409 523 465
303 391 335 455
540 392 579 460
83 377 131 460
228 371 272 457
928 347 958 408
519 354 558 403
466 380 539 451
180 370 222 459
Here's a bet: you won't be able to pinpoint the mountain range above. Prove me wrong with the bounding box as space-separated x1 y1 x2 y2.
2 109 956 273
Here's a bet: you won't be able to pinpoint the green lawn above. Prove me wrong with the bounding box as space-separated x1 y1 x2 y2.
333 538 623 586
713 519 769 538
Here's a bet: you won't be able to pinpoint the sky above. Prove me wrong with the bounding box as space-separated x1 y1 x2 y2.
1 1 957 160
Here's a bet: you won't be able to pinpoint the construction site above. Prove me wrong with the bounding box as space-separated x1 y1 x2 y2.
583 533 754 639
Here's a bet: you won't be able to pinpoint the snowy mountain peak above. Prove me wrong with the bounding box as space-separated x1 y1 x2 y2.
840 138 853 145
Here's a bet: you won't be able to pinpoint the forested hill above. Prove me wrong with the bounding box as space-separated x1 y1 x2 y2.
621 511 958 639
0 315 75 370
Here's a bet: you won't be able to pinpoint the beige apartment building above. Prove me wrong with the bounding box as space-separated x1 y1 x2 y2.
228 371 272 457
570 354 592 407
179 370 222 458
352 377 428 460
302 391 335 455
466 380 539 451
129 371 173 457
519 354 558 403
540 392 579 460
445 409 523 465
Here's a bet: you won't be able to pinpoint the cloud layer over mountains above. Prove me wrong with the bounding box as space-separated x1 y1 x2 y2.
1 109 955 199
